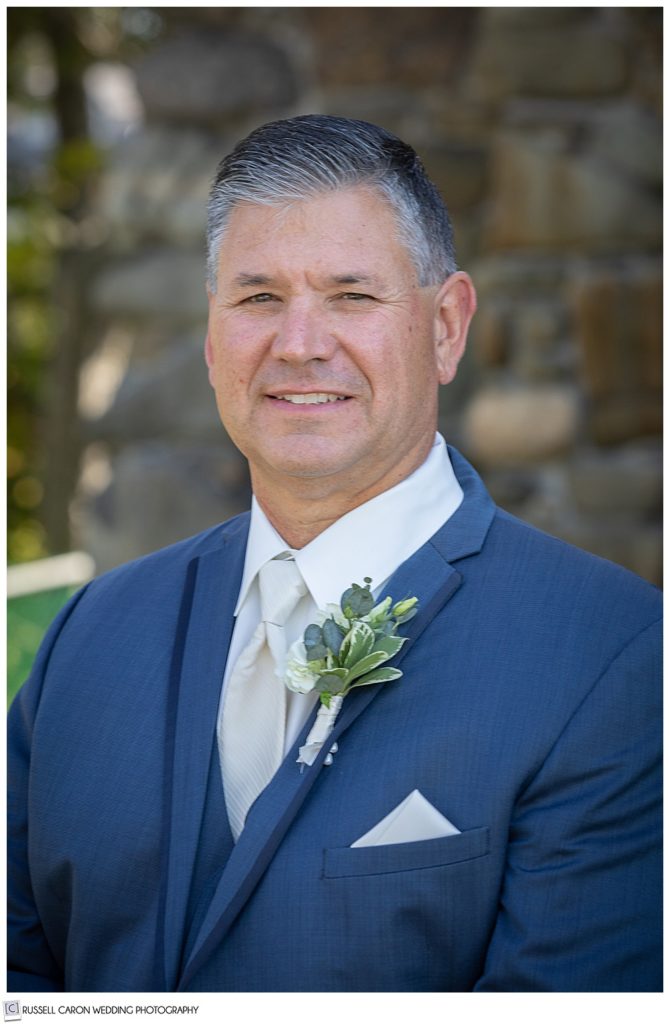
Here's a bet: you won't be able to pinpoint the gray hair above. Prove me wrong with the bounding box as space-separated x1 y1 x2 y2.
206 114 457 292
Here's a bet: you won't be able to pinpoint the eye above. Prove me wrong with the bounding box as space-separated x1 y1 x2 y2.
338 292 375 302
242 292 278 304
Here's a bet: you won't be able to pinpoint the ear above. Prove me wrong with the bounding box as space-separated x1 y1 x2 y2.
433 272 477 385
204 329 215 387
204 286 217 386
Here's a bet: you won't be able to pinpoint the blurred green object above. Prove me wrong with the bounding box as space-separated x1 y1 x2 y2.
7 586 78 705
7 551 95 706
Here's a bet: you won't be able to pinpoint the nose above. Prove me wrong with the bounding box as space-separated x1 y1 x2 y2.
270 300 337 364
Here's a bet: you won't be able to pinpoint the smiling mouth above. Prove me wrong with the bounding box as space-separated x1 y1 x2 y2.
271 393 349 405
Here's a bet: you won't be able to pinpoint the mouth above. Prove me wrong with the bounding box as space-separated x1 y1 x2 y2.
269 392 350 405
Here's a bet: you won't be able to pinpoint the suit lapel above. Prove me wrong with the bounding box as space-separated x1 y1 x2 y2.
157 517 248 991
178 541 475 990
316 446 496 749
177 448 497 990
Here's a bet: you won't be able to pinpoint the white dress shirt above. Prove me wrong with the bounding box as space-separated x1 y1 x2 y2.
216 433 463 758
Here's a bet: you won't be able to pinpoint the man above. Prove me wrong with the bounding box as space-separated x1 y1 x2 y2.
8 116 661 992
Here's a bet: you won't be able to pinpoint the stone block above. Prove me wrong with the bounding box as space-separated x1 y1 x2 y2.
422 94 496 146
588 401 661 446
486 131 662 251
306 8 477 88
134 28 298 123
470 300 510 368
514 303 561 349
98 127 227 244
568 443 661 517
437 344 478 437
463 385 579 464
481 9 592 31
90 334 219 444
91 249 207 322
449 209 485 270
467 21 627 100
589 102 661 187
480 467 539 509
471 254 567 297
512 302 576 382
570 263 661 443
558 522 662 587
422 143 489 211
76 441 250 572
628 10 662 114
321 87 435 145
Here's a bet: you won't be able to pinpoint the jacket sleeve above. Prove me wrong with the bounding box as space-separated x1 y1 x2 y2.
474 615 662 992
7 587 90 993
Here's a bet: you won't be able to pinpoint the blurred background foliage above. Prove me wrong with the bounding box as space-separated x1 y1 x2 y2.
7 7 160 564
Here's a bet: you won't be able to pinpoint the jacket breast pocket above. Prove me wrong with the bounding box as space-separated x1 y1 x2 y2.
322 825 489 878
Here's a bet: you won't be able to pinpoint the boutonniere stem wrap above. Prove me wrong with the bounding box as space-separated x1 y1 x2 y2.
283 578 418 768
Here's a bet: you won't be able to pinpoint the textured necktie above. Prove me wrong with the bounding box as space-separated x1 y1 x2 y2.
221 556 307 840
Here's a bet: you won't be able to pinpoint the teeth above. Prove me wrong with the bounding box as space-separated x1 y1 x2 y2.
277 393 346 404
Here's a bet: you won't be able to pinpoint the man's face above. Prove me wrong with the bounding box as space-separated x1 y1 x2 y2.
206 186 468 504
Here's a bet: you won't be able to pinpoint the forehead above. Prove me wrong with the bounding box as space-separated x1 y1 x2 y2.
218 186 414 278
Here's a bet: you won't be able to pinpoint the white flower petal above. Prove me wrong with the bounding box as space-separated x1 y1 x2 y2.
316 603 349 630
284 640 321 694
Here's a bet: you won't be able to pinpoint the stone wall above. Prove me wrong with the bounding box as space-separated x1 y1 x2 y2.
75 7 661 584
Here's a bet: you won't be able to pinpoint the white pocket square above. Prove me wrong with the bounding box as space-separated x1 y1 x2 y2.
351 789 461 847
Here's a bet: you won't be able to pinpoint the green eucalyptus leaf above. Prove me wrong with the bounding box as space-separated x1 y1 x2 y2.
304 623 324 650
341 582 375 617
306 644 329 662
340 586 355 616
322 617 344 657
316 671 348 694
352 590 375 616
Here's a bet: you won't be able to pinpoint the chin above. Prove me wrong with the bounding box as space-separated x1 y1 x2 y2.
260 440 358 481
271 458 349 481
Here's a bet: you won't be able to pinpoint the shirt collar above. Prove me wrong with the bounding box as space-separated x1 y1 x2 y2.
235 433 463 614
234 499 294 615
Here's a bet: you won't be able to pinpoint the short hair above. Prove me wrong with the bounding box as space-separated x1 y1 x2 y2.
206 114 457 291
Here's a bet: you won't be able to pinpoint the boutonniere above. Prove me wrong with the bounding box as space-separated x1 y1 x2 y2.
283 578 418 768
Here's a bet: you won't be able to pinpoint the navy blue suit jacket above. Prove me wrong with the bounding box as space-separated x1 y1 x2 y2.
8 449 662 991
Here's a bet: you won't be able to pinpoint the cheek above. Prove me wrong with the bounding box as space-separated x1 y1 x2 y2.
368 327 433 396
208 349 247 408
214 368 251 403
210 327 260 385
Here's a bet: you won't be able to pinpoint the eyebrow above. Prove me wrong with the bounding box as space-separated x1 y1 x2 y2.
231 271 383 288
234 273 274 287
329 273 380 286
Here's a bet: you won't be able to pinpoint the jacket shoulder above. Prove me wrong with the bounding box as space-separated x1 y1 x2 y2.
486 506 661 622
87 512 249 594
46 513 250 642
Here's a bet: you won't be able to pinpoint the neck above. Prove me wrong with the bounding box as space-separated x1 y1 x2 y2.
250 441 434 549
253 489 361 549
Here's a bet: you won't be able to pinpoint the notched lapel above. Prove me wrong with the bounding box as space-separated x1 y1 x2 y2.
158 521 247 991
177 450 496 989
332 546 464 742
178 541 464 991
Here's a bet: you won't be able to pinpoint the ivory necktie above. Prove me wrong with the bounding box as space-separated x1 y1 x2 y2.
221 555 307 840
